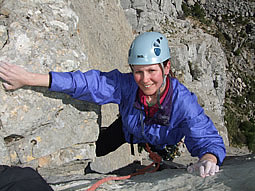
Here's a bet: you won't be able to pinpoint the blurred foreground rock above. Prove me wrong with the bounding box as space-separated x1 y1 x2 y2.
49 152 255 191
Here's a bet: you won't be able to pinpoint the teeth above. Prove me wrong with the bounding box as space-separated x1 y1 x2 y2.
144 84 152 88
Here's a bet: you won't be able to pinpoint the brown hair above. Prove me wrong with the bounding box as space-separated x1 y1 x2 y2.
163 59 175 78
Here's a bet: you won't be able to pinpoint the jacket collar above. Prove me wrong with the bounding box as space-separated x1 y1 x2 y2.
133 76 173 126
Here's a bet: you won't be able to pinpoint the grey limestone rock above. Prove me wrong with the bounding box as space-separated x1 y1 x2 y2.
0 0 136 176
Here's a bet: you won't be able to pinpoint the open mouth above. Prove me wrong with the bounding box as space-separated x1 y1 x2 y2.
144 84 153 88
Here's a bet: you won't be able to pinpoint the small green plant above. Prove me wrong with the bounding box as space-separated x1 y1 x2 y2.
224 104 241 145
181 2 210 25
233 48 241 56
235 16 249 25
192 3 206 23
181 3 192 17
233 95 245 106
247 90 255 103
239 121 255 152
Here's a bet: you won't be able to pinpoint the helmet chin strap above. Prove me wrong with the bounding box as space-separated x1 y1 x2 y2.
156 63 167 108
160 62 166 87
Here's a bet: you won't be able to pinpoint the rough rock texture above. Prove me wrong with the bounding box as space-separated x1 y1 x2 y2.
0 0 99 169
180 0 255 152
120 0 183 33
0 0 237 184
49 152 255 191
71 0 134 127
201 0 255 152
0 0 136 176
167 23 229 145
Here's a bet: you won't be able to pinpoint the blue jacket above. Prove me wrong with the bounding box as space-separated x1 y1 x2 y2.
49 69 226 165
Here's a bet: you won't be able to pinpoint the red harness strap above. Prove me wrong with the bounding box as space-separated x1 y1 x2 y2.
87 143 162 191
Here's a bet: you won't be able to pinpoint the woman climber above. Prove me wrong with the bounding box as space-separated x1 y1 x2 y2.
0 31 225 178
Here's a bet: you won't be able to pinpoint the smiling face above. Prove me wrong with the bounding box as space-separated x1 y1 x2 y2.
132 62 170 97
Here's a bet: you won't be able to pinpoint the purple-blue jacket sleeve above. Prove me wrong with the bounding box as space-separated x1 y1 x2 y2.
49 69 122 105
172 81 226 165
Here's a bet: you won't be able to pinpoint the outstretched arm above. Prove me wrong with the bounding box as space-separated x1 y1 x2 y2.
0 62 50 90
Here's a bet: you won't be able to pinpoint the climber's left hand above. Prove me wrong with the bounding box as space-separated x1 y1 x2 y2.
187 153 219 178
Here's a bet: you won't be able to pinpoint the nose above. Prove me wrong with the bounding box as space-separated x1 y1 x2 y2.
142 72 150 83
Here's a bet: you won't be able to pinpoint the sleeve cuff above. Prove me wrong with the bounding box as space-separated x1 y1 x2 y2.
48 72 52 89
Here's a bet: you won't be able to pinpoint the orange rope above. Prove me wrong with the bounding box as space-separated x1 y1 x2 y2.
86 143 162 191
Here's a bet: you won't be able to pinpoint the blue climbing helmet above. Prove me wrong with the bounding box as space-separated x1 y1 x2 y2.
128 32 171 65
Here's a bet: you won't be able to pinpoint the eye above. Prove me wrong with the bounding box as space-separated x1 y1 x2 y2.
134 70 142 74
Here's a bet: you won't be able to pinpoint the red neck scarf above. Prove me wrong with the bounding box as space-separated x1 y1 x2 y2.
139 77 170 118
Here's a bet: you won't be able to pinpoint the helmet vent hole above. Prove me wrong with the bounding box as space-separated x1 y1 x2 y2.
153 42 160 47
137 55 144 58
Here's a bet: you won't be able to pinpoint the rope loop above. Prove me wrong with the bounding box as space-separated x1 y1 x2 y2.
145 143 162 164
86 143 162 191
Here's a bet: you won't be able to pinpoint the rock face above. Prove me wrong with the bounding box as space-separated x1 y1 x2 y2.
0 0 135 175
71 0 134 127
200 0 255 152
0 0 98 169
120 0 183 33
49 151 255 191
0 0 231 179
178 0 255 151
167 24 229 145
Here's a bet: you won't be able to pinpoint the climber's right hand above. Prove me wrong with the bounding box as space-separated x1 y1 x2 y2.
0 62 33 90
